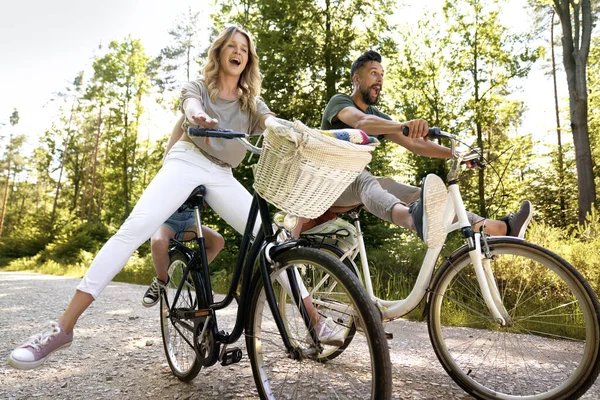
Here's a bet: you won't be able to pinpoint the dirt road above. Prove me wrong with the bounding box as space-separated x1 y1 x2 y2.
1 272 598 399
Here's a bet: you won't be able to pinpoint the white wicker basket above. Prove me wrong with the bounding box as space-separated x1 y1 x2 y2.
253 118 378 218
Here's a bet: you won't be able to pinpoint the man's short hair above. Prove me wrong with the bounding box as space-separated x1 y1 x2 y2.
350 50 382 82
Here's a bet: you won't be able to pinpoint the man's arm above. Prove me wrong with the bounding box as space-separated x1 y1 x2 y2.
336 107 451 159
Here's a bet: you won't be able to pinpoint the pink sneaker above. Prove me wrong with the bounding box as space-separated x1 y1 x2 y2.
8 321 73 370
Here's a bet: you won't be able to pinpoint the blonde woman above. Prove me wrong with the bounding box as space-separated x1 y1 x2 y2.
8 26 274 370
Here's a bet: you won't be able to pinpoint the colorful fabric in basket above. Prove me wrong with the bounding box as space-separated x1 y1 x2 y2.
318 128 376 145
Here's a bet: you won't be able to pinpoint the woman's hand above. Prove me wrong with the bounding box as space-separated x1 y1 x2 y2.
190 113 219 128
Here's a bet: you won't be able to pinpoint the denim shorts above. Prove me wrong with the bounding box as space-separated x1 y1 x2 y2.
163 209 196 240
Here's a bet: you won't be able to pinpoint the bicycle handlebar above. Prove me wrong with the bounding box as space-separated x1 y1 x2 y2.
188 127 246 139
402 126 451 140
402 125 485 177
187 127 262 155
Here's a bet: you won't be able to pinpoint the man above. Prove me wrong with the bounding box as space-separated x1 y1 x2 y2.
315 50 532 245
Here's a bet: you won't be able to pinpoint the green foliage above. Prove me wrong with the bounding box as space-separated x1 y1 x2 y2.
588 36 600 205
40 221 110 264
526 208 600 294
0 235 49 266
3 250 156 286
213 0 396 126
3 2 598 319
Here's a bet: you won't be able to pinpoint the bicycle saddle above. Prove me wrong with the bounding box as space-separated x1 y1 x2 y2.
179 185 206 211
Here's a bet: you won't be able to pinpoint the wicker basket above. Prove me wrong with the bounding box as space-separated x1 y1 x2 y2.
253 118 378 218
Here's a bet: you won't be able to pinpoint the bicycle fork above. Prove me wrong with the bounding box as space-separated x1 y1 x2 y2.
469 233 512 327
446 183 511 327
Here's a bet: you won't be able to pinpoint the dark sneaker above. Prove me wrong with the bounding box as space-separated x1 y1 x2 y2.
142 277 169 307
306 317 346 347
8 321 73 370
500 200 533 238
409 174 448 248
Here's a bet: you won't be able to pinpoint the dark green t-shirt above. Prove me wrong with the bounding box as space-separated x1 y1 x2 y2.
320 94 392 131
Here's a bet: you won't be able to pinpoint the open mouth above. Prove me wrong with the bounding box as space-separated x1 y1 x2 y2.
371 85 381 97
229 57 242 66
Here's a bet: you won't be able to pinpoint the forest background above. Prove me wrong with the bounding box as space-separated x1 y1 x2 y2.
1 0 600 302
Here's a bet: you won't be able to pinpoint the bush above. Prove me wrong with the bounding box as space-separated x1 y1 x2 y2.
0 234 49 266
41 222 110 264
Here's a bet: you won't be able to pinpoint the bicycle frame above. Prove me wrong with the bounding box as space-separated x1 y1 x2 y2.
329 140 511 326
167 190 306 361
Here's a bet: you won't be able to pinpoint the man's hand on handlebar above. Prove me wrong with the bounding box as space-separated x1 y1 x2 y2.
402 119 430 139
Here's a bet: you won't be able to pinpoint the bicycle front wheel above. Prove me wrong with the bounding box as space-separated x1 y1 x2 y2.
246 247 392 399
428 237 600 400
160 249 202 381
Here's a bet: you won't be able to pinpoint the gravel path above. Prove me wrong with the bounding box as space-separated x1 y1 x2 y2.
1 271 599 399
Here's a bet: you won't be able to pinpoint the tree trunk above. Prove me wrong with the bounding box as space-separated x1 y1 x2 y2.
49 99 78 235
553 0 595 224
551 11 566 226
0 160 11 238
324 0 336 101
472 23 487 217
88 106 103 221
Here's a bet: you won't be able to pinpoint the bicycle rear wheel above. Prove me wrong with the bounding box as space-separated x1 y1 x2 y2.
428 237 600 400
246 247 392 399
160 249 202 381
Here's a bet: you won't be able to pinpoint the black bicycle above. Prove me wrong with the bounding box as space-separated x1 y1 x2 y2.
159 127 392 399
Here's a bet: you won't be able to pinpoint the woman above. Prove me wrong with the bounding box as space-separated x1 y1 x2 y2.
8 26 273 370
142 115 225 308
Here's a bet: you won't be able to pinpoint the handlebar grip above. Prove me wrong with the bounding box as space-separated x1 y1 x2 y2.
188 127 246 139
402 126 444 139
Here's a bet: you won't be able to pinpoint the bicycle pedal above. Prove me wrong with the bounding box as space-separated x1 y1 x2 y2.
221 347 243 366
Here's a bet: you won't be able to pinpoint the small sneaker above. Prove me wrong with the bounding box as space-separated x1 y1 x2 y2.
142 277 169 307
409 174 448 248
307 317 346 347
8 321 73 370
500 200 533 239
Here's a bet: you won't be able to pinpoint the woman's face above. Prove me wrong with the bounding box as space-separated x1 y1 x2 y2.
219 32 250 78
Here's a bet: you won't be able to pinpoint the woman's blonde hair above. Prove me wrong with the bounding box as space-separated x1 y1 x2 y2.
203 26 262 115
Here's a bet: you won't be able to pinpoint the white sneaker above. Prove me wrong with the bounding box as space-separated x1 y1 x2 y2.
307 317 346 347
409 174 448 248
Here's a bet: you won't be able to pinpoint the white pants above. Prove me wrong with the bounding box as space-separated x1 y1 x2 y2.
77 141 259 299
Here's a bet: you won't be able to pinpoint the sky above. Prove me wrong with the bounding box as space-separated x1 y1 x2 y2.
0 0 562 153
0 0 211 144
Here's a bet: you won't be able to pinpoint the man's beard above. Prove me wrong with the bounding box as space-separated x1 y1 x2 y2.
360 85 380 105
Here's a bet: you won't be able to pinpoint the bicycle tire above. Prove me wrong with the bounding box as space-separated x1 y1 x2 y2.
160 249 202 381
301 241 360 360
428 237 600 400
246 247 392 399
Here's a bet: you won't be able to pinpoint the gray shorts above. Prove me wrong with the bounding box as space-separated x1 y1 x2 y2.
163 209 196 240
332 170 420 223
333 170 479 225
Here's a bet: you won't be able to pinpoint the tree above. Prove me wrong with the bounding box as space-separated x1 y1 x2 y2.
588 35 600 189
0 109 26 237
552 0 596 223
212 0 397 126
48 72 85 235
151 7 206 90
93 38 151 222
442 0 541 217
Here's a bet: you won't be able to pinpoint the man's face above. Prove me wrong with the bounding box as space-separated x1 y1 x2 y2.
355 61 384 105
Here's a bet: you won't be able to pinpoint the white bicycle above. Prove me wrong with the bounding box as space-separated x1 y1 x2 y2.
285 128 600 400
